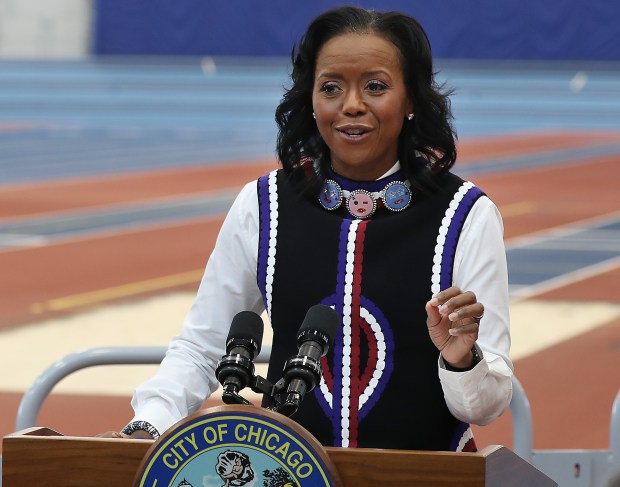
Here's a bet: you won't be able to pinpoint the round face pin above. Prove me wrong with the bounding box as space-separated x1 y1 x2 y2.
346 190 376 219
318 179 343 210
382 181 412 211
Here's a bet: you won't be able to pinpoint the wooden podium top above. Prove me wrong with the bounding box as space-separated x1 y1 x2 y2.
2 426 556 487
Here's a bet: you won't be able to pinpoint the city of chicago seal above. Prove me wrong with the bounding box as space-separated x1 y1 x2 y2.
133 405 341 487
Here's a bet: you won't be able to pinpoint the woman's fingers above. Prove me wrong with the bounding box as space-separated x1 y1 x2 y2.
448 303 485 322
96 431 130 439
448 321 479 336
431 288 484 323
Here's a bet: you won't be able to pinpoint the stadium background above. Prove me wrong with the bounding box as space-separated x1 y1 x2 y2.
0 1 619 482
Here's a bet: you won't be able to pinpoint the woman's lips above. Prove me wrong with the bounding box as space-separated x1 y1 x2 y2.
335 125 373 142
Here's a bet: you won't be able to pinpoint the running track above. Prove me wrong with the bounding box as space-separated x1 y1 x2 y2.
0 59 618 456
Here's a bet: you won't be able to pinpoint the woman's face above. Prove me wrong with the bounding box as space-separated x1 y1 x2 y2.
312 32 412 180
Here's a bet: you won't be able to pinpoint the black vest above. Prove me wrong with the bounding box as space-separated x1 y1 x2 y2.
256 169 483 451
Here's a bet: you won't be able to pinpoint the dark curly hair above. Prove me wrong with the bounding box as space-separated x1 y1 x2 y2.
275 5 457 194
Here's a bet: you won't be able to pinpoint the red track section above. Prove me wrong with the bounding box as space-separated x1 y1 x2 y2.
1 132 619 454
0 159 276 219
0 219 223 328
472 317 620 450
0 160 276 328
477 154 619 241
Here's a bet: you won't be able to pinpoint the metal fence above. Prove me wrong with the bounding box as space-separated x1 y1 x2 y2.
7 346 620 486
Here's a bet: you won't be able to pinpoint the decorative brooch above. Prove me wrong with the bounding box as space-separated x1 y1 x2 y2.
318 179 412 219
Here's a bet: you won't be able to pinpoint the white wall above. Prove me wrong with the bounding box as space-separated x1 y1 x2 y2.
0 0 92 59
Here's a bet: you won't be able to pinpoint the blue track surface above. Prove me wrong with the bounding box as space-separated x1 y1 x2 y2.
1 58 620 185
1 58 619 294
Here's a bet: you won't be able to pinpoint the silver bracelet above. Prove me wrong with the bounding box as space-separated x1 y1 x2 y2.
121 420 160 440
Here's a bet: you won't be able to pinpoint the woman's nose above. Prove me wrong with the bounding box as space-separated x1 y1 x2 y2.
342 89 366 116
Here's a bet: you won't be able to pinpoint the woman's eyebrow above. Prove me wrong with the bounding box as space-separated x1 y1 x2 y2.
316 69 391 80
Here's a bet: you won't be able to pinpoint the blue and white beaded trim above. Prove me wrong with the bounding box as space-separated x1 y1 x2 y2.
264 171 279 317
358 305 388 411
431 181 484 295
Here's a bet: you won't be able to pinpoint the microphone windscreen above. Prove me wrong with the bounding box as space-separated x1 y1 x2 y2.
227 311 264 351
299 304 339 349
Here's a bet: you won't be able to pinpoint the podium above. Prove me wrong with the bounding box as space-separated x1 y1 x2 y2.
2 406 557 487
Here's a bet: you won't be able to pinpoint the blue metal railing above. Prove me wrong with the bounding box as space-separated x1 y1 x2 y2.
8 346 620 486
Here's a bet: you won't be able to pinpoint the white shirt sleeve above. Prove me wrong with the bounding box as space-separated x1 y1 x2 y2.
128 181 264 435
438 195 514 425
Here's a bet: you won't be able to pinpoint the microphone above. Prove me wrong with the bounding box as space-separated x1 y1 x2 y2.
278 304 339 417
216 311 264 404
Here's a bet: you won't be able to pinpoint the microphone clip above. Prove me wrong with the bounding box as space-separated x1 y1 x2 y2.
274 354 323 417
221 374 275 406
